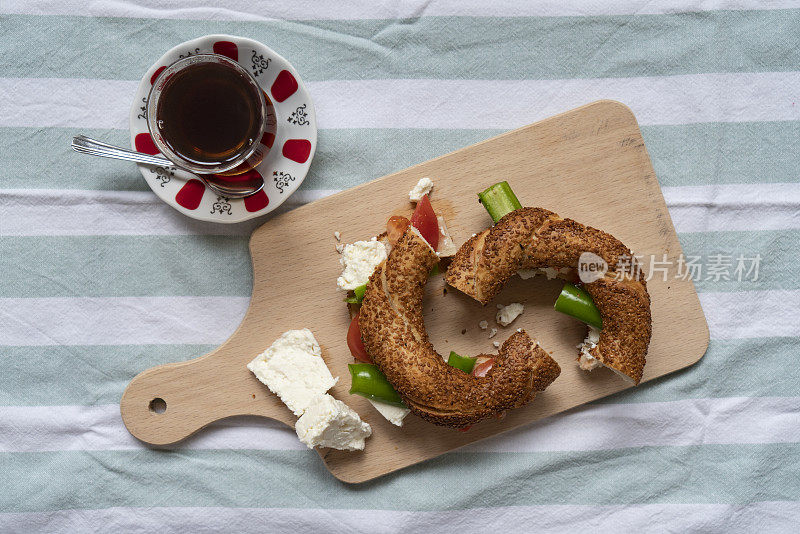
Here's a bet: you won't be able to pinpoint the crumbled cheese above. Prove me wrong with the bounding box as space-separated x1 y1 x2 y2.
518 267 571 280
492 341 500 349
367 399 410 426
479 320 489 330
409 177 434 202
488 328 497 339
577 325 602 371
295 394 372 450
337 239 387 290
496 302 524 327
335 244 344 254
540 267 560 280
334 231 341 241
247 329 338 416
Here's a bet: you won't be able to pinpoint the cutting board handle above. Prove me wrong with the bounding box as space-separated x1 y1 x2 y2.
120 341 292 446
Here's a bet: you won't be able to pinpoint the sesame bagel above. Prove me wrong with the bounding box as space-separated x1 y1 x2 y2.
359 227 561 428
445 207 652 384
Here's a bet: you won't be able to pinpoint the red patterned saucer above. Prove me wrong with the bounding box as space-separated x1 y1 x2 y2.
129 34 317 223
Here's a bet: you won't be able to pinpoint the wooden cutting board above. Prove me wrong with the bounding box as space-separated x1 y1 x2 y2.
121 100 709 483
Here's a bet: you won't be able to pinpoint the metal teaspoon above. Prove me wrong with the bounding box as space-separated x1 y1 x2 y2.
71 135 264 198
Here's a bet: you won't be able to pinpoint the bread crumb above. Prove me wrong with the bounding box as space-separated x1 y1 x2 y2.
479 320 488 330
334 231 341 241
335 244 344 254
488 328 497 339
492 341 500 349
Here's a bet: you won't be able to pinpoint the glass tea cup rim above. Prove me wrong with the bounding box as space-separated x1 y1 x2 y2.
146 53 268 175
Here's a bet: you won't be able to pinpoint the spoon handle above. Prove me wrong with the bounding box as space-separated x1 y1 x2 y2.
71 135 174 167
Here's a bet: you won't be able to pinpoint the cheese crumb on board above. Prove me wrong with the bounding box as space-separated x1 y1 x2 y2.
246 329 337 417
496 303 524 326
295 394 372 451
367 399 410 426
336 239 387 290
409 177 434 202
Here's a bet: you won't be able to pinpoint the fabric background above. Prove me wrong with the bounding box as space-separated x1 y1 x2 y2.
2 1 800 532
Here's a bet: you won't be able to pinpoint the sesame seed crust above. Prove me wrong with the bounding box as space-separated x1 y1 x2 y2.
444 207 652 384
359 228 561 428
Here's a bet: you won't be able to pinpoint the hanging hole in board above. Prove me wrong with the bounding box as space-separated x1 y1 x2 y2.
149 397 167 414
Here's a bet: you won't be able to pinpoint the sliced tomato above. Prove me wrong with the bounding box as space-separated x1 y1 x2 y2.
409 194 439 250
347 312 372 363
472 357 495 378
386 215 410 246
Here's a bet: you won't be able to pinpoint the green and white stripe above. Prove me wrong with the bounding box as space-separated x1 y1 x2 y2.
1 2 799 531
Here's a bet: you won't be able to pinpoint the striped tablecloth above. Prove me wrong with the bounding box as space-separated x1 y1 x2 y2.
2 2 799 532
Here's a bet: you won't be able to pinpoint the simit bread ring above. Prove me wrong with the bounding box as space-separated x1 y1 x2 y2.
446 207 652 384
359 226 561 428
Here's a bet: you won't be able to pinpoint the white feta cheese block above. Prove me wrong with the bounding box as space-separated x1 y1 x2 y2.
247 329 338 417
367 399 410 427
496 302 524 326
336 239 388 290
295 394 372 450
408 176 434 202
578 325 602 371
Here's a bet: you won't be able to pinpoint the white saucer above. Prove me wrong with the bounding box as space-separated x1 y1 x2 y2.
129 34 317 223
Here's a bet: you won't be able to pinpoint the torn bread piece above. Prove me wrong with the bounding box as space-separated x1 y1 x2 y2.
445 207 650 384
359 227 560 427
577 325 637 384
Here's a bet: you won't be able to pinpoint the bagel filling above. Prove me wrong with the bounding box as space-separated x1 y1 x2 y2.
578 325 602 371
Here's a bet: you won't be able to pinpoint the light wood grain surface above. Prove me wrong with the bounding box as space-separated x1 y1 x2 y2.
121 100 709 483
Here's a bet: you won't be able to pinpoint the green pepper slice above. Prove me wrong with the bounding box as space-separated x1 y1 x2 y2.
554 282 603 329
348 363 406 407
478 181 523 223
447 351 477 374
